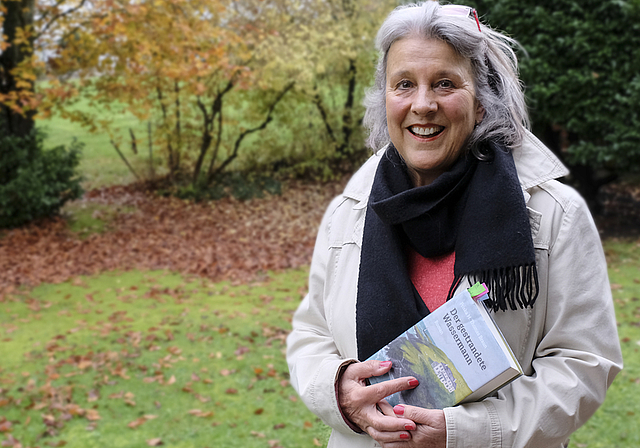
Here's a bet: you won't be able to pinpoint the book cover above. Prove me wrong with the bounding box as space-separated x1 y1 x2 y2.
366 283 522 409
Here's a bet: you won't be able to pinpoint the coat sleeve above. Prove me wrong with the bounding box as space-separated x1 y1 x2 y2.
444 184 623 448
286 195 360 435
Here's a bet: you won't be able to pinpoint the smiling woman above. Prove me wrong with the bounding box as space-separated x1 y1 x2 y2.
384 36 484 186
286 2 622 448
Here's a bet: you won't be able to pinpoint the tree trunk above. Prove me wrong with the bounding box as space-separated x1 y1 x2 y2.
0 0 36 138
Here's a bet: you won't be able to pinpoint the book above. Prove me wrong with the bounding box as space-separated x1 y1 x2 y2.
366 283 522 409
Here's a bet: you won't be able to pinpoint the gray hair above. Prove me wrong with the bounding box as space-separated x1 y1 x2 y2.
363 1 529 155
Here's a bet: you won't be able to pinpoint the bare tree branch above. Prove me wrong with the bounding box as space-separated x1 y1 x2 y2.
35 0 89 40
209 82 294 182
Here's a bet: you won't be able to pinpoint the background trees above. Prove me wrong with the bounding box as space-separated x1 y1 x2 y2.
2 0 639 224
470 0 640 206
32 0 397 191
1 0 84 228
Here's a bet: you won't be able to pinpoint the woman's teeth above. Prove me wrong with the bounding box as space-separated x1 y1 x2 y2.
409 126 443 137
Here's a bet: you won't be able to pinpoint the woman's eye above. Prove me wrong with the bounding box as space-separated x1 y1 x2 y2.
437 80 454 89
398 80 413 89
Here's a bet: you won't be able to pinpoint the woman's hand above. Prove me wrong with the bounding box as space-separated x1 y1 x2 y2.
379 404 447 448
337 360 420 444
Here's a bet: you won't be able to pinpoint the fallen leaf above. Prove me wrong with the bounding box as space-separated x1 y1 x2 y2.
85 409 101 421
128 418 145 430
0 419 12 432
147 438 163 446
188 409 214 418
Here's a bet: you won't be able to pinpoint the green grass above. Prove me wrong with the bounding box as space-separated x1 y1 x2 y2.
61 201 137 239
38 97 157 191
0 269 330 448
1 239 638 447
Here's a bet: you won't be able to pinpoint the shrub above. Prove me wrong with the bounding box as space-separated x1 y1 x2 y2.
0 130 84 228
470 0 640 203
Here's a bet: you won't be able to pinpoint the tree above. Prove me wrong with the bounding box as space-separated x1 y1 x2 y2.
470 0 640 206
251 0 398 177
1 0 37 137
1 0 85 228
3 0 398 193
42 0 296 190
1 0 88 137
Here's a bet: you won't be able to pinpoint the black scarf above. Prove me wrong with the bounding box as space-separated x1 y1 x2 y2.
356 142 538 361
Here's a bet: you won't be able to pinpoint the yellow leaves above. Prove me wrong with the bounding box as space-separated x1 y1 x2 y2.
13 25 34 49
85 409 101 421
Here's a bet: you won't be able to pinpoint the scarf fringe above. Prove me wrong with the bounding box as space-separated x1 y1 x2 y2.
449 264 539 311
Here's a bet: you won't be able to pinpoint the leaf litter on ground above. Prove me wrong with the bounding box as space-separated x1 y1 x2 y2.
0 179 346 292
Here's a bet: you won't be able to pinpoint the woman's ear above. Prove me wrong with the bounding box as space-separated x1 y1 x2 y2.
475 102 485 124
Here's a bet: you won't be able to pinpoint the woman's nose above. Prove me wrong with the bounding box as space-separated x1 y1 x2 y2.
411 88 437 115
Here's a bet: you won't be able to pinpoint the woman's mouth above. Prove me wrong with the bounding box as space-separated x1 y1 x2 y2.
408 125 444 138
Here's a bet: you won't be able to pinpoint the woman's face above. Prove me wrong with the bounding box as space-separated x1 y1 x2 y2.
385 36 484 187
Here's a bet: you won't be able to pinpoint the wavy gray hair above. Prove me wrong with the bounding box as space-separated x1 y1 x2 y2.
363 1 529 156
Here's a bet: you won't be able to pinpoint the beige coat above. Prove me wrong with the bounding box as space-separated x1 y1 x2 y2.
286 131 623 448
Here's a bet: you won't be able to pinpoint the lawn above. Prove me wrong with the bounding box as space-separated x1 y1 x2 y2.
0 269 330 448
1 239 639 447
38 96 158 191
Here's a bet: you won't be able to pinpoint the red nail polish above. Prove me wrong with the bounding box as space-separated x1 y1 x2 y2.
408 378 419 387
405 423 415 431
380 360 392 368
393 404 405 415
400 433 410 440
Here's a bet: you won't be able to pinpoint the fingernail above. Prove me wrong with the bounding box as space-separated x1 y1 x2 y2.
380 360 392 368
400 433 410 440
408 378 419 387
393 404 405 415
405 423 416 431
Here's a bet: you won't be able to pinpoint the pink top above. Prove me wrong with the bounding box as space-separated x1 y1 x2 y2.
407 248 455 312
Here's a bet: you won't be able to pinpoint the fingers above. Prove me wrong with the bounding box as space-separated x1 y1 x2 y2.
393 404 445 428
341 359 393 383
342 360 420 402
390 405 447 448
377 399 396 417
337 361 419 444
368 375 420 403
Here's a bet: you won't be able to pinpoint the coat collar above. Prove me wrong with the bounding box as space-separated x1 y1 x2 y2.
343 130 569 204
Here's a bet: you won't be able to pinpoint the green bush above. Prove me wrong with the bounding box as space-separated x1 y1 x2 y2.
0 130 84 228
470 0 640 201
